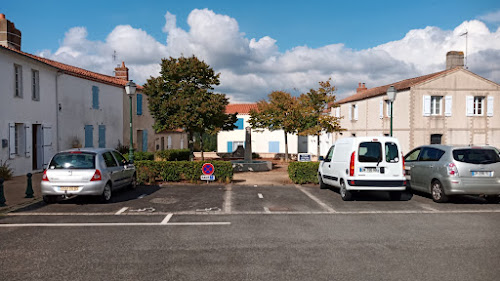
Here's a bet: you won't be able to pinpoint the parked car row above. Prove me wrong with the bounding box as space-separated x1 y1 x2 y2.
41 148 136 204
318 136 500 203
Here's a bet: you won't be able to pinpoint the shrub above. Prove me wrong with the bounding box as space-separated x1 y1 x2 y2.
124 151 154 161
288 162 319 184
115 141 129 155
0 159 13 181
156 149 191 161
134 160 233 184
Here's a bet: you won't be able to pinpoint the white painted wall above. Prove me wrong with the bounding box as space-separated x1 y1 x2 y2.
0 49 58 176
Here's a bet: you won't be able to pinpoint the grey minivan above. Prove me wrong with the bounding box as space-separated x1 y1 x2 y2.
404 145 500 203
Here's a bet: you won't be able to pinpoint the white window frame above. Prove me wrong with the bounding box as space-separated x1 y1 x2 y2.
385 100 392 117
430 96 442 115
14 64 23 98
32 69 40 101
350 104 358 121
473 96 484 116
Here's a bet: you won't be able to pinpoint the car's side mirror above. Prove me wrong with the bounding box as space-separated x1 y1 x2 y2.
319 156 324 161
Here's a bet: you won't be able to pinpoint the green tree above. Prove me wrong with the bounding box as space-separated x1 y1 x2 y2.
249 91 304 162
299 78 343 159
144 56 237 160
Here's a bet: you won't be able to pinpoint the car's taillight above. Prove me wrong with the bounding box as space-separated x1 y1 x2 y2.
401 152 405 174
447 163 459 177
90 169 102 181
349 151 355 177
42 170 49 181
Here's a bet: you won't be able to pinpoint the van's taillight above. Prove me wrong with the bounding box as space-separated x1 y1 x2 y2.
447 163 459 177
349 152 355 176
42 170 49 181
90 170 102 181
401 152 405 174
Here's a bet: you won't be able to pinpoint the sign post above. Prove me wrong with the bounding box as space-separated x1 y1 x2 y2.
201 163 216 182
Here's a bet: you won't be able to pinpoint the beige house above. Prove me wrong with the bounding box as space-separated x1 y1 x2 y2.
334 52 500 153
119 62 187 152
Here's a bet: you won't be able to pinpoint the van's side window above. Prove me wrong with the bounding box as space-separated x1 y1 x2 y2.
405 149 421 162
325 146 335 162
385 142 399 163
358 142 382 162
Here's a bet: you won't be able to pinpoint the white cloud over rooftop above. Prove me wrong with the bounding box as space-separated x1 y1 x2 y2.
39 8 500 103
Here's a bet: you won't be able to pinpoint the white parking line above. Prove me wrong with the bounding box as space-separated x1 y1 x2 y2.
115 207 128 215
161 213 173 224
414 202 439 212
295 185 336 213
0 222 231 228
263 207 271 213
258 193 264 199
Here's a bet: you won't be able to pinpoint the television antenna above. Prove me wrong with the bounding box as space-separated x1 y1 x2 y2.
460 30 468 69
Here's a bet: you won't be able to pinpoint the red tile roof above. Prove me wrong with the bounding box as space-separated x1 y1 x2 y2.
0 45 142 90
337 68 460 104
225 103 258 114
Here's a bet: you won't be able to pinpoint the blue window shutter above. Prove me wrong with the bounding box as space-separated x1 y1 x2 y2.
235 118 243 130
142 130 148 152
98 125 106 148
84 125 94 147
137 94 143 115
92 86 99 109
269 141 279 153
227 141 233 152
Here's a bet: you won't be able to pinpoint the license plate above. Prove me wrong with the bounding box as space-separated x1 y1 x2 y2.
361 167 379 173
471 171 492 177
59 186 79 191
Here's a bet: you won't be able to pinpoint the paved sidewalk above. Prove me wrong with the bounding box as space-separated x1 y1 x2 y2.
233 162 292 186
0 172 42 213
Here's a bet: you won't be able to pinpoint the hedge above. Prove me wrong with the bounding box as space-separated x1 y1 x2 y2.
124 151 154 161
134 160 233 184
288 162 320 184
155 149 191 161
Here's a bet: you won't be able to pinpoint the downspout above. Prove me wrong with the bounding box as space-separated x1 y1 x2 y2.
55 70 63 152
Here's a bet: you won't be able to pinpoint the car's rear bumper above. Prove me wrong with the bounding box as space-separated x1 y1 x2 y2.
445 177 500 195
346 179 407 191
41 181 104 196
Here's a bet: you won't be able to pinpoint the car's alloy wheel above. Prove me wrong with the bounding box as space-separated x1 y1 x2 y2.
101 183 112 203
340 181 353 201
431 180 448 203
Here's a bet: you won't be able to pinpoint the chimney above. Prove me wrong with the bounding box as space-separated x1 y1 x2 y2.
0 14 22 50
114 61 129 80
357 82 367 93
446 51 464 70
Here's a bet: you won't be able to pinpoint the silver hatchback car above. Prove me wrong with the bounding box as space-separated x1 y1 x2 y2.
404 145 500 203
41 148 136 203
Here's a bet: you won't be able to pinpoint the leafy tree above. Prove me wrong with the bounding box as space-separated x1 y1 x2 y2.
144 56 237 160
299 78 343 159
249 91 304 162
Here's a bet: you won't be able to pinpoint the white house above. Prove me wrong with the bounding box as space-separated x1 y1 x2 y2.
0 14 128 176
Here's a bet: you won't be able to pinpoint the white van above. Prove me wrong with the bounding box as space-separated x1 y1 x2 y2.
318 136 407 201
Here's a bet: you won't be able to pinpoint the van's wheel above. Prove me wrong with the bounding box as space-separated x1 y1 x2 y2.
128 173 137 189
340 180 353 201
431 180 448 203
43 195 58 204
390 191 402 201
318 174 328 189
100 183 112 203
485 195 500 204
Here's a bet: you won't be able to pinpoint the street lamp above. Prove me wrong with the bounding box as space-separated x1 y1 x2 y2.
125 80 137 163
386 85 397 137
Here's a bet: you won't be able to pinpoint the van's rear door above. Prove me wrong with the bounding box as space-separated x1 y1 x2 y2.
356 140 403 179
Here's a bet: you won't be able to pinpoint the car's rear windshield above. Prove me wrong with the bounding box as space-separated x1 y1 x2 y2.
452 149 500 164
358 142 382 162
48 152 96 169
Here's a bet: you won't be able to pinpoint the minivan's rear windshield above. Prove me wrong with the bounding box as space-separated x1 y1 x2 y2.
453 149 500 164
49 152 96 169
358 142 382 162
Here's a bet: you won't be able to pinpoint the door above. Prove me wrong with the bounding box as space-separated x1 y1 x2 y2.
32 124 43 170
102 151 123 188
112 150 133 186
320 146 337 186
404 147 424 191
298 135 308 153
42 124 53 168
417 147 445 190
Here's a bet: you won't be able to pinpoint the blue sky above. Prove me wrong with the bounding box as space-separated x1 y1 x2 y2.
2 0 500 102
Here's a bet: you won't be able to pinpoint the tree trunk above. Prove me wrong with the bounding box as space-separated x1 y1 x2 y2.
284 131 289 162
317 134 321 160
200 132 205 161
188 131 194 161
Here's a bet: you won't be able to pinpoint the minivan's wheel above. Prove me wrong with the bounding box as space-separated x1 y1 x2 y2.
318 174 328 189
431 180 448 203
340 180 353 201
43 195 58 204
485 195 500 204
100 183 112 203
128 173 137 189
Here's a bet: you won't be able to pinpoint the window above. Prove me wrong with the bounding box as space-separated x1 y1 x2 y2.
235 118 244 130
269 141 280 153
430 134 442 144
430 96 442 115
385 142 399 163
358 142 382 162
453 149 500 164
15 123 25 155
14 64 23 98
92 86 99 109
48 152 96 169
32 69 40 101
349 104 358 121
324 146 335 162
167 136 172 149
405 149 421 162
102 152 118 167
112 151 127 165
137 94 143 115
419 148 445 161
473 97 484 115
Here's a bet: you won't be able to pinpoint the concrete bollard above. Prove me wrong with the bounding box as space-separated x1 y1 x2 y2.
0 178 6 206
25 173 34 198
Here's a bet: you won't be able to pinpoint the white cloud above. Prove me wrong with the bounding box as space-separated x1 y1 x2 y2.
478 9 500 23
39 9 500 103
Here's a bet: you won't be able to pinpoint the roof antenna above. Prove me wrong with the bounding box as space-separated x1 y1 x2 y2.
460 30 468 69
112 50 117 62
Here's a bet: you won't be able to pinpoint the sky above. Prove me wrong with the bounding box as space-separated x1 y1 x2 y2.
2 0 500 102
